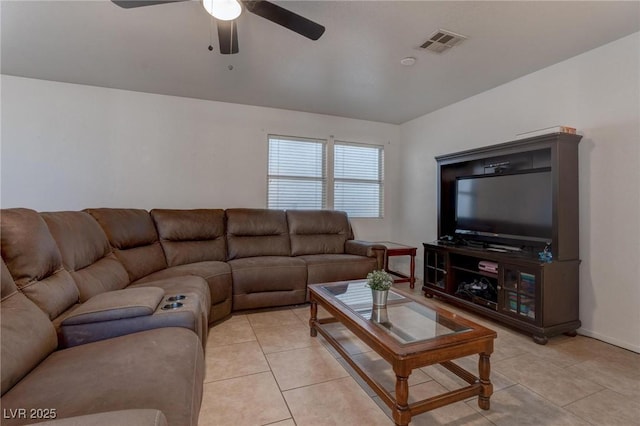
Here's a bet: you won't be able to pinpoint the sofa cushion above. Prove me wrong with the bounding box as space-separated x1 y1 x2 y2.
0 327 204 426
0 208 79 319
86 209 167 282
42 211 129 301
228 256 307 310
151 209 227 265
68 254 129 302
287 210 352 256
226 209 290 259
135 261 231 323
299 254 377 284
1 259 58 396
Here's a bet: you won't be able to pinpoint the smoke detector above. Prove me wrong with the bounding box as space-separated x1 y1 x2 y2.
400 57 416 66
420 29 467 53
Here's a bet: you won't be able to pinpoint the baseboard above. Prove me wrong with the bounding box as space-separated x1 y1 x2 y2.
578 328 640 354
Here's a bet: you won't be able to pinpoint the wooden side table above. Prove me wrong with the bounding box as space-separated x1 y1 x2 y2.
376 241 417 288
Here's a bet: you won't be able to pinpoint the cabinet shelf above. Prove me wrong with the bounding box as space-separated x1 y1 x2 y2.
451 266 497 279
503 287 535 298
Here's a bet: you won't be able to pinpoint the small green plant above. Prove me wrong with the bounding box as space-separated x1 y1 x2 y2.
365 270 394 291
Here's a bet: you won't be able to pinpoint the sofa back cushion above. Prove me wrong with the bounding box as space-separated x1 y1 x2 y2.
86 209 167 282
287 210 352 256
41 211 130 302
0 208 79 319
226 209 290 259
1 258 58 395
151 209 226 266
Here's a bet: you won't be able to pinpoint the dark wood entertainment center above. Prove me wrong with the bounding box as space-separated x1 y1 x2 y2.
423 132 581 344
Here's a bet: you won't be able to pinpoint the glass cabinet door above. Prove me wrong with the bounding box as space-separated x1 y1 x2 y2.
425 249 447 290
501 267 537 321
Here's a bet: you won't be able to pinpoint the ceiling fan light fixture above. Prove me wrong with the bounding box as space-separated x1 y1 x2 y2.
203 0 242 21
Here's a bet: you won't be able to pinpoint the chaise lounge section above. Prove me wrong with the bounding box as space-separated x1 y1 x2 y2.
0 258 204 426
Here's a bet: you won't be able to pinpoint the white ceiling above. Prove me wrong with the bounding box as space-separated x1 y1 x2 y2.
2 1 639 124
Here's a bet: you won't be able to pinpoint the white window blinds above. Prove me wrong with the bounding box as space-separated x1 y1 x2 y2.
334 142 384 218
268 136 327 210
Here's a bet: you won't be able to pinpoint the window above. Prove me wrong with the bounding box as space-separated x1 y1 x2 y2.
334 141 384 218
268 136 326 209
267 135 384 218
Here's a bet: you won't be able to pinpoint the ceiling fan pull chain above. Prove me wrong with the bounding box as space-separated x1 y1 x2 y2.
208 14 214 51
229 18 238 53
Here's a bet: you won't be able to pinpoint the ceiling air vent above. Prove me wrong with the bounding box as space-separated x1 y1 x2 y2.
420 29 467 53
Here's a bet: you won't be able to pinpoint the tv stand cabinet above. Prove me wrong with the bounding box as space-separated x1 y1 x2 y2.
426 132 582 344
423 242 580 344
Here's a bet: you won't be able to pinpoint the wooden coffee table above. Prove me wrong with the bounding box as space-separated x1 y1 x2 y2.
309 280 496 426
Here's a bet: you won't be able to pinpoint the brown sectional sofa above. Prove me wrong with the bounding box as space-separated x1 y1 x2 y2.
1 207 384 425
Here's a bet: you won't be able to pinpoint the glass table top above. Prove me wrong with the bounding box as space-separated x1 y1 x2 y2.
322 281 472 344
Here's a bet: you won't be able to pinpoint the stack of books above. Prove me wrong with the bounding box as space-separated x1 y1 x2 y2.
520 273 536 294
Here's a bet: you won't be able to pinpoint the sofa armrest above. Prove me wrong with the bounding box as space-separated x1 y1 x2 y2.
345 240 386 270
61 287 164 326
30 409 167 426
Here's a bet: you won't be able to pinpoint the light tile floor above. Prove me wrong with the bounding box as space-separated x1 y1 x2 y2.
198 282 640 425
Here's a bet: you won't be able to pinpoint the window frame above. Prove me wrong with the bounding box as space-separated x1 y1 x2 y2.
266 135 385 218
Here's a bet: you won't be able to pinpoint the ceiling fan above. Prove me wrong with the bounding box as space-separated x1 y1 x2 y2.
112 0 325 55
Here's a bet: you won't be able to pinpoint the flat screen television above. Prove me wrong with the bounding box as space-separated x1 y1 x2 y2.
455 169 552 243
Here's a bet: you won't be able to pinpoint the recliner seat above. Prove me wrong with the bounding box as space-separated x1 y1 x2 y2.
286 210 381 284
226 209 308 310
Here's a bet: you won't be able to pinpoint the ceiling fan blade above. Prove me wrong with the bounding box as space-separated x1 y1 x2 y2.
242 1 325 41
112 1 189 9
217 20 239 54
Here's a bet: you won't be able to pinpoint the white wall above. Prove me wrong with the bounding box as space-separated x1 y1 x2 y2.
0 75 400 241
397 33 640 352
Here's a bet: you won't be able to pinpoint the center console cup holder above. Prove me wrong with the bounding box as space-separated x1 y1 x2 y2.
167 295 187 302
162 302 184 310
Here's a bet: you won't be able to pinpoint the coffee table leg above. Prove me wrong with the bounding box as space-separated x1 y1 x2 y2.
393 373 411 426
309 300 318 337
478 352 493 410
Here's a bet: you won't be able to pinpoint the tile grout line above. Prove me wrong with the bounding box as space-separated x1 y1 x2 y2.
202 339 270 385
516 380 604 412
268 369 297 426
559 388 608 426
279 375 353 394
248 309 298 426
465 383 519 426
